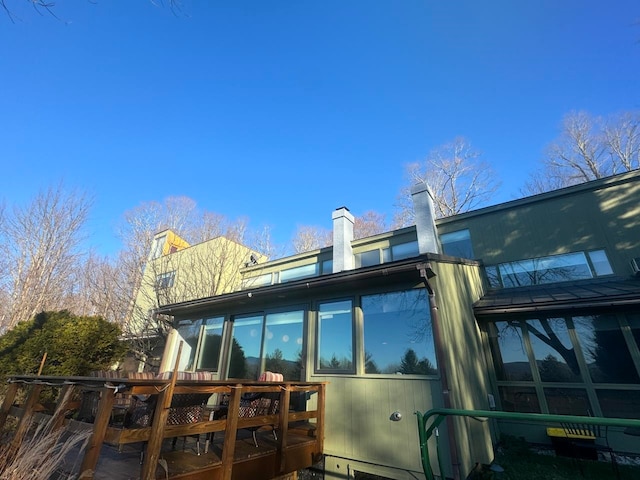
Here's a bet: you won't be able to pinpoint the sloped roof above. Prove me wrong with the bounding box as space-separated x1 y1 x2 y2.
473 276 640 318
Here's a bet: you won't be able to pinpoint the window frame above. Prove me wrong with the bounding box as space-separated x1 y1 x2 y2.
315 298 356 374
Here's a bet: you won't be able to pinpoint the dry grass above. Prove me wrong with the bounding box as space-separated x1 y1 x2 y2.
0 418 91 480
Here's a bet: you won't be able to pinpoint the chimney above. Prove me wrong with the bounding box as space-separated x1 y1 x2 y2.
411 182 440 254
332 206 355 273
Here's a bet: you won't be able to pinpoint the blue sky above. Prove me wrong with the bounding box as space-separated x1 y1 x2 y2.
1 1 638 256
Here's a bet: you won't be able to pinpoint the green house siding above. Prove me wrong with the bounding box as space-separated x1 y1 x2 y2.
429 260 493 475
437 170 640 277
158 255 493 479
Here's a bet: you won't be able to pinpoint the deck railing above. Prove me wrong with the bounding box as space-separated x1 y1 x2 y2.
415 407 640 480
1 374 326 480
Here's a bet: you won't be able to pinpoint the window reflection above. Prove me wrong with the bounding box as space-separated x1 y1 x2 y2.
597 389 640 419
263 311 304 381
573 315 639 384
176 320 202 371
628 314 640 358
197 316 224 371
228 314 264 380
544 388 590 415
499 252 592 288
498 386 540 413
317 300 353 371
528 318 582 382
489 321 533 381
361 289 436 375
440 229 474 258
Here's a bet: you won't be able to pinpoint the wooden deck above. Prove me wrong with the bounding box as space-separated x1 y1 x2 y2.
0 375 326 480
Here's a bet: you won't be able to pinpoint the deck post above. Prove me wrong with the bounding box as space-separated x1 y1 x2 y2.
276 384 291 475
316 383 326 454
6 383 43 462
141 342 182 480
80 385 116 479
0 382 19 431
221 383 242 480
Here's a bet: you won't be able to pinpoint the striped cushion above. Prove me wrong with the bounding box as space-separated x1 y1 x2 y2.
90 370 121 378
156 371 215 381
127 372 156 379
258 371 284 382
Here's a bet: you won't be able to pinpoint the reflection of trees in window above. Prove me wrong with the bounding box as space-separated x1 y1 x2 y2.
319 354 352 370
265 348 286 376
317 300 353 371
199 333 222 370
526 318 582 382
580 315 640 384
227 338 247 379
490 322 533 381
365 351 380 374
265 347 303 380
538 355 577 382
399 348 437 375
526 318 581 378
499 253 592 288
362 289 436 375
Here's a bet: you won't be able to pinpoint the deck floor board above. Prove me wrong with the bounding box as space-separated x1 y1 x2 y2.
61 428 316 479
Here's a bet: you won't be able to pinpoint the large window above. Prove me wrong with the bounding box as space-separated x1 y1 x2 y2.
487 250 613 288
228 314 265 379
317 300 354 372
354 249 381 268
361 289 437 375
573 315 640 384
280 263 319 283
390 241 419 261
488 312 640 417
196 316 224 371
263 310 304 380
175 319 202 371
440 229 474 258
214 309 305 381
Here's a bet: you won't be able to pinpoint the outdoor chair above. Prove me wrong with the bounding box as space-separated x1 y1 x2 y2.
77 370 139 425
560 422 619 479
238 371 283 447
126 371 214 457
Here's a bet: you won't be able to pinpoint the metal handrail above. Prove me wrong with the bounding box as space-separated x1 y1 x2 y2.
416 408 640 480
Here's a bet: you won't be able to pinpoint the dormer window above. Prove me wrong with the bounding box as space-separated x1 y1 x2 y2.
150 235 167 259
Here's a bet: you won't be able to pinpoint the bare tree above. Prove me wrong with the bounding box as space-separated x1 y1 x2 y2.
247 224 287 260
0 184 91 331
354 211 387 240
117 196 273 369
291 225 332 254
2 0 185 23
523 110 640 195
292 211 387 254
70 252 132 326
604 111 640 173
395 137 500 225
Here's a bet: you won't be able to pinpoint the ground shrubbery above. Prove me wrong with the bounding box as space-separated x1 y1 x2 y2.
0 311 127 479
0 310 127 380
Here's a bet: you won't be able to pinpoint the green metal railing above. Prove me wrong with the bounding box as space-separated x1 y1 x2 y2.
416 408 640 480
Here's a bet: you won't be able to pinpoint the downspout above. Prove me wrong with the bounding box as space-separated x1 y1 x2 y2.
419 263 462 480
